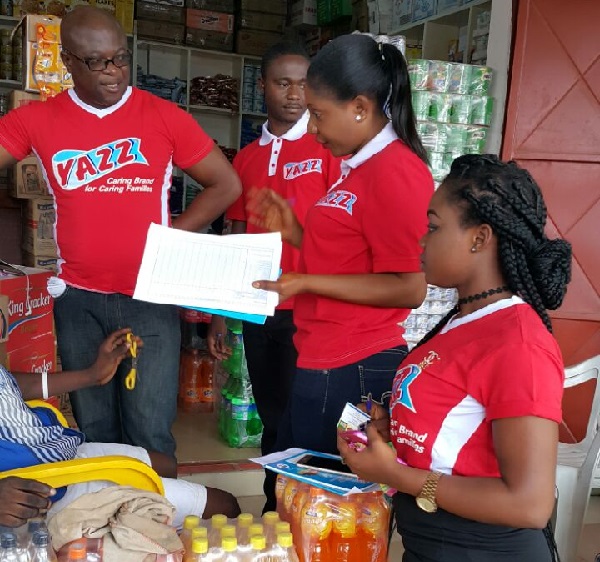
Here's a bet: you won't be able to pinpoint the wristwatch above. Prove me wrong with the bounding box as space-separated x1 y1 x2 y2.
416 470 442 513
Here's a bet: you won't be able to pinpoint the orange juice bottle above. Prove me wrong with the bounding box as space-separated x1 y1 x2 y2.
282 479 298 523
330 497 360 562
300 488 332 562
275 474 289 520
359 493 389 562
290 483 309 555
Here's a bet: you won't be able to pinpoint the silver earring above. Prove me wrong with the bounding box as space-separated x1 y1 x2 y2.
355 115 362 122
471 246 477 253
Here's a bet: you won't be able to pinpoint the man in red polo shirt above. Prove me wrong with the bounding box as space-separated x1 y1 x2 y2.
209 43 339 463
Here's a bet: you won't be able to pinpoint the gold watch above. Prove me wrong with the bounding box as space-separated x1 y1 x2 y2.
416 471 442 513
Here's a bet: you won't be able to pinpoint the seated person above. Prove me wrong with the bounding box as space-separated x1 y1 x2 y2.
0 329 240 528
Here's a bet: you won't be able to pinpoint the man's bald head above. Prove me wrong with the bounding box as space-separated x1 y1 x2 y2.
60 6 125 51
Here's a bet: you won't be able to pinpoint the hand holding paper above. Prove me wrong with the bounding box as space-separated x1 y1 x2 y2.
133 224 282 317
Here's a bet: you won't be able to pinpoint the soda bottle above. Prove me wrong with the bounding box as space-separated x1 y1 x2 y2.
0 533 20 562
261 512 279 547
300 488 332 562
289 484 308 552
330 498 359 562
244 535 267 562
221 525 237 540
30 531 57 562
179 349 215 413
271 533 299 562
221 319 243 377
180 515 201 555
359 493 389 562
236 513 254 546
275 475 288 520
218 370 235 440
190 538 210 561
208 514 228 548
281 479 298 524
248 524 264 540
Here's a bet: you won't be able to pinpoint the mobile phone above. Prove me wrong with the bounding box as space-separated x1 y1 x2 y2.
296 454 356 476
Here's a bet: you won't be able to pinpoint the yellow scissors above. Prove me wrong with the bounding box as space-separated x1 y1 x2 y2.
124 332 138 390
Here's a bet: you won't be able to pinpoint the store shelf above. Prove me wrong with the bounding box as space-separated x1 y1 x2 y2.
0 15 19 25
392 0 491 33
188 104 236 116
0 79 22 89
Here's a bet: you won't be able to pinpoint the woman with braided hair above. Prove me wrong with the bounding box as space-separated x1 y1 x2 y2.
338 154 572 561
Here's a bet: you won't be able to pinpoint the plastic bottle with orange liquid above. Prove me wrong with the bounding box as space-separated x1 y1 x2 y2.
330 497 360 562
275 475 288 521
289 483 309 557
359 493 389 562
281 480 298 524
299 488 332 562
180 515 201 557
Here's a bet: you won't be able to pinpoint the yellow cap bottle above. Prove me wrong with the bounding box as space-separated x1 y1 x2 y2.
191 538 209 554
211 514 228 529
221 524 237 539
222 537 237 552
249 523 264 537
183 515 201 530
191 527 208 540
250 534 266 551
237 513 254 527
278 532 294 549
275 521 291 536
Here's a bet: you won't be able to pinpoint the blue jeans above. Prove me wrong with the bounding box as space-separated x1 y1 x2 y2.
53 287 180 457
263 345 407 511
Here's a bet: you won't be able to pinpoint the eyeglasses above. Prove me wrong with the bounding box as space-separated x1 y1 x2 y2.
63 49 132 72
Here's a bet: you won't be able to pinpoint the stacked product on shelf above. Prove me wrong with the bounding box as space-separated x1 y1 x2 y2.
0 26 22 82
470 6 491 64
241 60 264 114
409 58 493 181
136 65 187 104
136 0 186 45
218 318 262 448
185 0 235 52
240 117 262 148
235 0 287 56
189 73 239 111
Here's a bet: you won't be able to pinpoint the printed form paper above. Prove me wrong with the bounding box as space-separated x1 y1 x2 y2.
134 223 282 316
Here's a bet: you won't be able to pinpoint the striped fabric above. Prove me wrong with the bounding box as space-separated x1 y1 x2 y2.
0 365 84 471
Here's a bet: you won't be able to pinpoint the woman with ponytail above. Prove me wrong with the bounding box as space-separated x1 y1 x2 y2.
248 34 433 509
338 154 572 561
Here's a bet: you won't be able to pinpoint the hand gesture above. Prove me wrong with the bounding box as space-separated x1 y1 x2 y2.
337 424 399 486
88 328 143 386
246 187 303 247
0 477 55 527
207 316 231 361
252 272 306 303
356 401 391 442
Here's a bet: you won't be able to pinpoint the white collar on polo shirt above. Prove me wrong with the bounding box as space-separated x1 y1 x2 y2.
68 86 132 118
328 121 397 191
259 111 309 146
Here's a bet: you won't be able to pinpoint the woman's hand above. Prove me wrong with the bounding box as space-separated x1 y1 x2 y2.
337 423 399 485
252 272 307 303
88 328 142 386
356 401 391 442
246 187 303 247
207 316 232 361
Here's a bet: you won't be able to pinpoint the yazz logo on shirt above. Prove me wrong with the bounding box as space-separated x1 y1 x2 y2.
52 138 148 190
390 351 440 413
315 190 357 216
283 158 322 180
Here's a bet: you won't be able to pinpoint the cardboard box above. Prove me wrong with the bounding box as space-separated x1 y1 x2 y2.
186 9 234 32
235 29 283 56
21 252 60 273
291 0 318 27
437 0 461 12
0 267 54 355
22 199 58 257
238 11 286 33
137 19 185 42
391 0 412 28
0 295 8 343
0 334 57 374
185 28 234 51
186 0 234 12
136 0 186 23
412 0 436 20
116 0 135 33
9 90 41 110
9 156 50 199
238 0 287 16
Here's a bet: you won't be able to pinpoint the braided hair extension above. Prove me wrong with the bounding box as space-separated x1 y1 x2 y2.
442 154 572 333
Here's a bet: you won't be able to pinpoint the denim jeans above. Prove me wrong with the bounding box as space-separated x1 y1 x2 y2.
262 344 407 511
243 310 297 456
53 287 180 457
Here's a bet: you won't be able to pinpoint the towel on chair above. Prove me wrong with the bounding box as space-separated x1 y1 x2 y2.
47 486 183 562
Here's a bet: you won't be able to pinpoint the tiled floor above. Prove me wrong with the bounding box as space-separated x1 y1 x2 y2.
173 411 600 561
